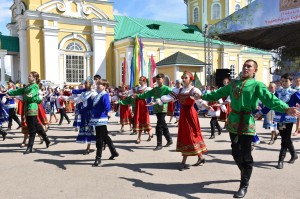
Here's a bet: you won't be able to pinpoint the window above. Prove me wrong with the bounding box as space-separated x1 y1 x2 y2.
193 7 199 22
66 42 84 51
211 3 221 20
65 55 85 83
235 4 241 11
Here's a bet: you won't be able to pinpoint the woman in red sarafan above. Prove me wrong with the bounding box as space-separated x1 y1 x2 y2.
118 86 132 132
161 71 210 171
133 76 152 143
219 78 231 127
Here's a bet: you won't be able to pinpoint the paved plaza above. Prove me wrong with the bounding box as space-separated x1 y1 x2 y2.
0 114 299 199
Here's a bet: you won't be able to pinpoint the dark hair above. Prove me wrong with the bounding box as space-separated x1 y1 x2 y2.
139 76 147 82
97 79 109 88
244 59 258 68
281 73 293 81
94 74 101 80
155 73 165 79
30 71 41 84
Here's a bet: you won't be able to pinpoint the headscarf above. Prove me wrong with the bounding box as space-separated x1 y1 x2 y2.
182 71 194 81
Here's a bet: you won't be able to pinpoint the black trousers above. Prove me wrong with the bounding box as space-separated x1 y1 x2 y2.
210 117 221 136
26 116 44 136
278 122 293 149
8 108 21 127
229 133 253 173
95 125 114 158
155 113 172 146
59 108 70 124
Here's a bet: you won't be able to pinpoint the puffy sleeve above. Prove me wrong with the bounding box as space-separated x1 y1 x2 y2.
161 87 180 103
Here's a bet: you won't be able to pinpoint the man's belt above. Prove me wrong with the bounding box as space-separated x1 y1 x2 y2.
231 109 252 135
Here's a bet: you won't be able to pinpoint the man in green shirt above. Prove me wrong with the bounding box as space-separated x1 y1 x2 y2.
201 59 300 198
137 73 173 150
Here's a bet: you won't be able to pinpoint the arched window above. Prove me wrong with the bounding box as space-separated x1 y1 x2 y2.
193 7 199 22
211 3 221 20
65 41 85 83
235 4 241 11
66 42 84 51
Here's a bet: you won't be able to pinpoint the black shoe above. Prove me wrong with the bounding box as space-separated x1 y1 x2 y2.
2 132 7 141
24 147 33 155
130 132 137 135
92 157 101 167
109 151 119 160
233 187 248 198
153 146 163 151
45 139 51 148
277 161 283 169
193 158 206 166
288 154 298 164
68 121 71 124
164 141 173 147
209 135 215 139
16 125 22 130
7 127 11 131
179 163 190 171
218 130 222 135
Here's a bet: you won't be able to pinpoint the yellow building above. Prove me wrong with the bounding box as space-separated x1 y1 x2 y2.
2 0 271 86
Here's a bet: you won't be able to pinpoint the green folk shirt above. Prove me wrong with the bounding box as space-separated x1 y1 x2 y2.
137 85 172 114
8 83 41 116
202 79 289 135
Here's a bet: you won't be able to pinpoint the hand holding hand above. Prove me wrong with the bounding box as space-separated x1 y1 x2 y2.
287 107 300 117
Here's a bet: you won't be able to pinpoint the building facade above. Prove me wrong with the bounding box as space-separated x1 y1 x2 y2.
2 0 272 87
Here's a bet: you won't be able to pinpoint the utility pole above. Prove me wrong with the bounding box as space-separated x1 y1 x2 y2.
204 24 213 86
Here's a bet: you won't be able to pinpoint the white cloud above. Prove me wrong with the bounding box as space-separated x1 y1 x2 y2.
113 8 128 16
0 0 12 23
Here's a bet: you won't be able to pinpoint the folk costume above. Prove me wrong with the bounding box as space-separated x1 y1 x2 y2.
137 85 173 150
219 96 231 122
161 86 207 156
6 88 21 129
118 90 133 126
260 86 300 168
0 93 8 140
8 83 51 154
207 98 225 139
202 78 289 198
75 89 97 144
90 90 119 166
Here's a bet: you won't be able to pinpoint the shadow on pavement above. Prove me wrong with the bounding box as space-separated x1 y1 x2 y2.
120 177 237 198
34 158 94 170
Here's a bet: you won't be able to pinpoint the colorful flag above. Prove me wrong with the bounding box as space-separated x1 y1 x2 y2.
122 58 126 85
129 56 134 88
193 72 202 88
148 58 152 87
133 36 140 87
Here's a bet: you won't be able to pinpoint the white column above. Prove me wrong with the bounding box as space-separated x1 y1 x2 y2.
92 25 107 78
86 55 91 78
187 0 190 24
174 66 179 81
0 55 5 85
228 0 232 15
58 52 64 83
43 20 59 84
238 54 243 75
222 52 229 69
159 48 165 61
17 18 29 84
202 0 207 30
114 49 119 86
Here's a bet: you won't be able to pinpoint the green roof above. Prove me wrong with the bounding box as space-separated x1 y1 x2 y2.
0 35 19 53
114 15 232 45
157 51 206 67
241 47 271 55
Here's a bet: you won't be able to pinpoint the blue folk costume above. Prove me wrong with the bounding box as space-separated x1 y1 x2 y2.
0 93 8 140
90 90 119 166
75 89 97 144
71 89 86 129
261 87 300 168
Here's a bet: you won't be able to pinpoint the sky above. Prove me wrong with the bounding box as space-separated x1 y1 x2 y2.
0 0 187 35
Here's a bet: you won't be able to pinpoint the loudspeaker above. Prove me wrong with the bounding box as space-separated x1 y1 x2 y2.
215 69 230 88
